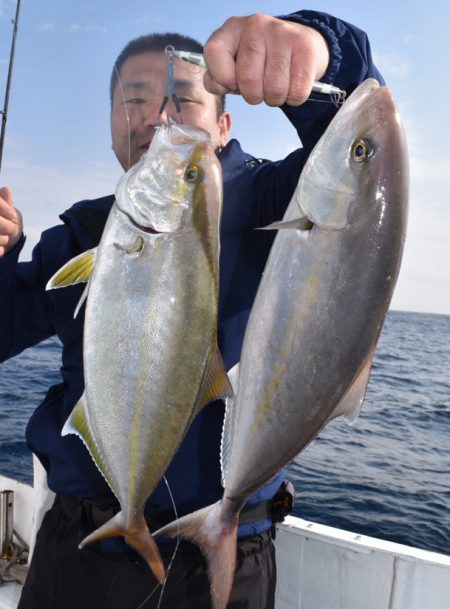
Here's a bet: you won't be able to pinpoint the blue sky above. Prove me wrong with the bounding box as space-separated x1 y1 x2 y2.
0 0 449 314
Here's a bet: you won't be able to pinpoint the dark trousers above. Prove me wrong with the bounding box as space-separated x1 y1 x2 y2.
18 497 276 609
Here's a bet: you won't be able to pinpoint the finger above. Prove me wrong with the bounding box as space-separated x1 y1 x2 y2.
261 20 314 107
0 186 14 207
203 71 239 96
204 18 242 94
285 42 317 106
0 196 18 222
262 44 292 107
234 21 267 105
0 215 19 235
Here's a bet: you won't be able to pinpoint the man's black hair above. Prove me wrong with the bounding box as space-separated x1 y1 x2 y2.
110 32 225 116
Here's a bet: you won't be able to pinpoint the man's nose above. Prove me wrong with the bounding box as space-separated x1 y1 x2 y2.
140 101 163 128
142 101 181 127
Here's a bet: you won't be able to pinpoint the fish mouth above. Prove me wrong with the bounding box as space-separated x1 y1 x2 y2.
121 209 162 234
133 221 160 234
130 216 161 234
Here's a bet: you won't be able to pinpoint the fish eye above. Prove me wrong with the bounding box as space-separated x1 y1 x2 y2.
185 165 202 183
351 138 373 163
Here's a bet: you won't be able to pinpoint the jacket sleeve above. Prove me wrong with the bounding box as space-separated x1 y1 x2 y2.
0 234 55 362
251 9 384 227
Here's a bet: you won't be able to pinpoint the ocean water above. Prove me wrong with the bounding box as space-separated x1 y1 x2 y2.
0 310 449 556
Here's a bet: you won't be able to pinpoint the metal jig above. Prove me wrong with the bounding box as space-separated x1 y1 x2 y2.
159 45 183 123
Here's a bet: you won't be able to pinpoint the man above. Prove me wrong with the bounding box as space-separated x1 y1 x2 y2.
0 9 383 609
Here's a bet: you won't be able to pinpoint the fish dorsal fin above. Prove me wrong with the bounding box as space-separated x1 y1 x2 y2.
258 217 313 231
46 248 97 290
326 355 374 426
220 363 239 487
62 393 115 492
196 347 234 412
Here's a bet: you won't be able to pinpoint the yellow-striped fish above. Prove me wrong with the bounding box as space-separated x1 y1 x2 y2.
155 80 409 608
46 120 232 582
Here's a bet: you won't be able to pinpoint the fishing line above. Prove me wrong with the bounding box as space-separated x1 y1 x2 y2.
134 475 181 609
113 64 132 170
308 92 346 108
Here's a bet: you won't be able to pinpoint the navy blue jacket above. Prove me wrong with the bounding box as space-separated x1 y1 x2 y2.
0 11 383 537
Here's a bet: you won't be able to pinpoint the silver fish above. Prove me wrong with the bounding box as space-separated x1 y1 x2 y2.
47 119 232 582
155 79 409 607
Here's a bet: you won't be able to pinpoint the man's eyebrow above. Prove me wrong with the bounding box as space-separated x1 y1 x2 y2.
122 82 150 92
173 79 196 91
122 79 196 92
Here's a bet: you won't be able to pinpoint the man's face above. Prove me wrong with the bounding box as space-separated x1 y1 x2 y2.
111 51 231 171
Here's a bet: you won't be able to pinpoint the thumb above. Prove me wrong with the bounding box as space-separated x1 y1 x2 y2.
0 186 14 207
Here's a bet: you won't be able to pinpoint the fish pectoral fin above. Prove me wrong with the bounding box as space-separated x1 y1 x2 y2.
257 217 313 231
73 281 90 319
46 248 97 290
326 355 374 425
62 394 114 491
196 347 234 411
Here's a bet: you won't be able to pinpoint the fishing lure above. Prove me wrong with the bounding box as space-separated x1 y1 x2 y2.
159 45 183 123
171 49 347 105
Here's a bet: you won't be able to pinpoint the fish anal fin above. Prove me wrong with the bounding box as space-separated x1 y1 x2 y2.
62 394 115 492
220 362 239 488
327 355 374 426
258 217 313 231
226 363 239 393
79 512 165 584
46 248 96 290
196 347 234 411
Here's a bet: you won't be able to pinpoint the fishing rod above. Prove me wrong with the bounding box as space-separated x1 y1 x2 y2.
0 0 22 173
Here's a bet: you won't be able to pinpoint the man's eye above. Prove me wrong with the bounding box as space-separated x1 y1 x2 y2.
126 98 145 105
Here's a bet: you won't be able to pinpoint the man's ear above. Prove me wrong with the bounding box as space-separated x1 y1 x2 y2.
218 111 232 148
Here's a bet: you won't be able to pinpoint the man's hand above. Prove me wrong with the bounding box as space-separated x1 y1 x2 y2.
203 13 330 107
0 187 23 257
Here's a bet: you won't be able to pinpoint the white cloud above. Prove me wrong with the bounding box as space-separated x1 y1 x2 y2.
0 0 14 19
34 21 108 34
373 51 412 79
1 156 122 259
391 194 450 315
85 24 108 33
131 15 165 26
410 156 450 187
35 22 57 33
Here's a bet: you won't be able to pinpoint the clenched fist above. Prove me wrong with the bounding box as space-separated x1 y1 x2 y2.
203 14 330 107
0 187 23 257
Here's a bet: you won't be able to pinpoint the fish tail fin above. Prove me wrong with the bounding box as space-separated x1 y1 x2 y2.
79 511 165 584
154 502 238 609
